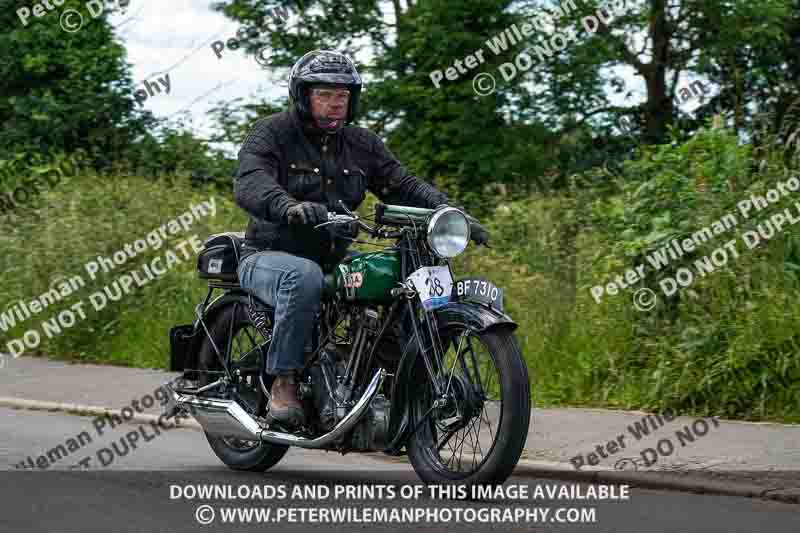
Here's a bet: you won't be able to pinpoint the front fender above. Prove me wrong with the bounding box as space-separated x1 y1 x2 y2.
383 301 517 454
433 301 517 334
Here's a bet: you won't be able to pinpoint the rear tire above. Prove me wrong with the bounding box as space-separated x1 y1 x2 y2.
407 327 531 486
197 300 290 472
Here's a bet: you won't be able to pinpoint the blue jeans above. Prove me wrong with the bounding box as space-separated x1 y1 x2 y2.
237 251 324 375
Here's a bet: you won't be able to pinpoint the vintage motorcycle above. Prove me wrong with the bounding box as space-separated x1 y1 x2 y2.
164 202 530 485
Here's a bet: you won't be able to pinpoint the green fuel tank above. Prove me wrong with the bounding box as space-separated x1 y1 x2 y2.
334 250 402 303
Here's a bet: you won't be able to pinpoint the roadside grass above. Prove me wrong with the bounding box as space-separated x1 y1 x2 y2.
2 131 799 422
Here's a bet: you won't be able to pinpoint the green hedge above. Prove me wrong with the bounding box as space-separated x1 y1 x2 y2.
0 169 246 368
2 129 799 422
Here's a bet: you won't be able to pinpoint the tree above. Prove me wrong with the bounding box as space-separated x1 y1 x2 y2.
0 0 149 166
520 0 790 144
211 0 793 203
210 0 549 210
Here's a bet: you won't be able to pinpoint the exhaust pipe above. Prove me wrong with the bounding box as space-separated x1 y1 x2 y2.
261 368 386 448
162 368 386 449
162 384 263 441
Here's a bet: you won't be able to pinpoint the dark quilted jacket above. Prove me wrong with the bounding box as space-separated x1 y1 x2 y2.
234 109 450 268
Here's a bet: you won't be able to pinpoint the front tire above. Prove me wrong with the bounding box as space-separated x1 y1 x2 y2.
407 327 531 486
197 299 290 472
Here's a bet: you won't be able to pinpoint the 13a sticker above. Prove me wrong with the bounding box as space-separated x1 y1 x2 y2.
344 272 363 288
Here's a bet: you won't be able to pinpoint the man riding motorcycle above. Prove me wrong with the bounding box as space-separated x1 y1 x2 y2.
233 49 489 427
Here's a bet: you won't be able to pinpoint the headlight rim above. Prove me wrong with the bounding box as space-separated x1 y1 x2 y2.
426 206 471 258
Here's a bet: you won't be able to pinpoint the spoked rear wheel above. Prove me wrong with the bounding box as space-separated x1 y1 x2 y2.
407 326 531 486
197 300 290 471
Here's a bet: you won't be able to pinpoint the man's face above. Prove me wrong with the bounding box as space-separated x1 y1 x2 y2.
309 85 350 130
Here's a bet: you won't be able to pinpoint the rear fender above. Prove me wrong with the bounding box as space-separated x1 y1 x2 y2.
175 291 253 378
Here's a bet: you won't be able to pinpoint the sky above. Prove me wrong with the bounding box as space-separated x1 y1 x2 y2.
109 0 287 147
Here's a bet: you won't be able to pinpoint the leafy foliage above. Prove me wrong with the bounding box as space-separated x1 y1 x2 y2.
3 0 800 422
0 0 148 163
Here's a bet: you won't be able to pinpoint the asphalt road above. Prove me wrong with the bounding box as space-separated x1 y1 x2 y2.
1 407 798 533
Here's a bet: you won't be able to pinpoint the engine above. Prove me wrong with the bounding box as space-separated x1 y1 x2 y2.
308 346 391 452
309 350 346 431
308 305 397 452
350 393 390 452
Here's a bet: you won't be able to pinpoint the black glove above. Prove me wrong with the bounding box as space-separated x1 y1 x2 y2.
343 219 361 239
286 202 328 226
469 220 490 247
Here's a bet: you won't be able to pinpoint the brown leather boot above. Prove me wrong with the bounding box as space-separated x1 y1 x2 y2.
267 374 304 427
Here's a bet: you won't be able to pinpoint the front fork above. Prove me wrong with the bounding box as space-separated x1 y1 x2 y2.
404 299 463 441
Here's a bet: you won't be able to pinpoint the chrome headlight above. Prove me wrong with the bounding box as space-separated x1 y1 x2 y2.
427 207 470 258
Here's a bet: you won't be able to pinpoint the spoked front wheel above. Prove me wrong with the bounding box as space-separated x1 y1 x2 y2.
407 326 531 486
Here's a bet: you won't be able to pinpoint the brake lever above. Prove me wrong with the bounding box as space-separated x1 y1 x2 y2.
314 220 341 229
337 200 357 217
314 211 360 230
335 200 378 235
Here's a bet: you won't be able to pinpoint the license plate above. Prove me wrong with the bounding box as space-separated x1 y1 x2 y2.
407 266 453 311
452 277 504 311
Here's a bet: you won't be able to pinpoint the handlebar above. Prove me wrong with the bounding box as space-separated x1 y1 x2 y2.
327 212 357 224
312 205 380 237
312 212 358 229
312 201 403 239
312 201 473 240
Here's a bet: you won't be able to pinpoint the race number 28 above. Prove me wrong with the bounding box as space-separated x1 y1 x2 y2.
425 276 444 297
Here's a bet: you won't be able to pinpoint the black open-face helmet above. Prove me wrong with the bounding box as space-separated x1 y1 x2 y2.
289 50 362 127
